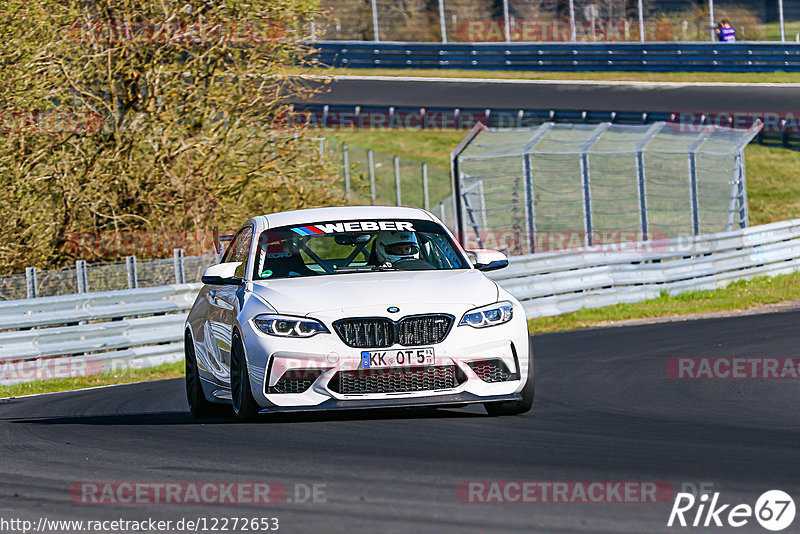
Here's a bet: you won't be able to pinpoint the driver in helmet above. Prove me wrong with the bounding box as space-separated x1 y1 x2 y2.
374 231 421 266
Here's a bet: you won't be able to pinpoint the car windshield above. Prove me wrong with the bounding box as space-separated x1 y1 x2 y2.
253 218 470 280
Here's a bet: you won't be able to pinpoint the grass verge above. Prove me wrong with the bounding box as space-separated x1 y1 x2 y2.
293 66 800 84
528 272 800 334
0 360 184 398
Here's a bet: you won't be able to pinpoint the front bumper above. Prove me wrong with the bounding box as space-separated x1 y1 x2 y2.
257 392 521 413
239 305 531 411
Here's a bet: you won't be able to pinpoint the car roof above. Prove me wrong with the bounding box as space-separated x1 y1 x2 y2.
253 206 435 231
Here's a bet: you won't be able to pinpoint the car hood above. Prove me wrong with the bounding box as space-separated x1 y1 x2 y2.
250 269 499 315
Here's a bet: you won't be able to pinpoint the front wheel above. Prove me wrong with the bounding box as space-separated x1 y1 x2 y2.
185 332 226 418
485 339 535 416
231 333 260 422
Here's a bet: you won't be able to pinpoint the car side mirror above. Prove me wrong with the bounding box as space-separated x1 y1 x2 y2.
468 249 509 272
202 262 244 285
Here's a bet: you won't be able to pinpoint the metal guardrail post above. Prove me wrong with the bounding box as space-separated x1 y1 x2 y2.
76 260 88 293
422 163 430 211
394 155 401 206
343 144 351 199
437 0 447 43
522 154 536 253
688 152 701 236
173 249 185 284
738 151 749 227
368 149 376 205
568 0 576 41
579 123 612 247
688 126 714 236
25 267 37 299
502 0 511 43
370 0 380 42
450 122 489 246
126 256 138 289
520 123 553 254
635 122 664 241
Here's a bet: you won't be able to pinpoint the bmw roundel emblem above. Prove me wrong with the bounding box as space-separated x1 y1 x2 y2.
387 306 400 313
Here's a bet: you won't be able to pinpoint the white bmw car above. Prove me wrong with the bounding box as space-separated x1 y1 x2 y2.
185 206 534 421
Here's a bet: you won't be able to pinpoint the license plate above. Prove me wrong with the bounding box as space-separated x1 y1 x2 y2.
360 347 434 369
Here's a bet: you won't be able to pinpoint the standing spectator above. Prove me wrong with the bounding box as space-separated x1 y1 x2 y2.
717 19 736 42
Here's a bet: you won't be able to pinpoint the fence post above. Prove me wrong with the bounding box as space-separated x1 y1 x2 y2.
568 0 576 41
439 202 446 223
370 0 380 42
688 126 713 236
522 154 536 253
737 150 749 228
422 163 430 211
638 0 645 42
126 255 138 289
76 260 88 293
25 267 37 299
394 155 401 206
708 0 715 42
173 248 185 284
318 138 324 158
368 149 376 205
438 0 447 43
343 144 351 199
579 123 611 247
635 122 663 241
502 0 511 43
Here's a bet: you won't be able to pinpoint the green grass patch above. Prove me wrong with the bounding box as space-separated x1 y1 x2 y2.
296 66 800 84
528 272 800 334
0 360 184 398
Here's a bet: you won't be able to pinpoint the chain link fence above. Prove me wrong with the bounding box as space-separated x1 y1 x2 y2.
323 138 452 212
1 253 218 302
449 121 761 255
316 0 800 43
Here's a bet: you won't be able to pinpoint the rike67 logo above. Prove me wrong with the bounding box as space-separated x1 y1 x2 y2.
668 490 796 531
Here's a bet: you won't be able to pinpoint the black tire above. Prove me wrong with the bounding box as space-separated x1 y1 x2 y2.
185 332 227 418
485 339 535 416
231 332 260 422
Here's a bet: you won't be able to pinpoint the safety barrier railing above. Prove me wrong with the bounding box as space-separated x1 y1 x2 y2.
4 219 800 384
489 218 800 317
310 41 800 72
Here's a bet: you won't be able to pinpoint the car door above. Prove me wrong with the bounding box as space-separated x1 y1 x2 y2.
203 225 253 384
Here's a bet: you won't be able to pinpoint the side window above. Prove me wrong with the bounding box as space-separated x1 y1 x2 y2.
224 226 253 278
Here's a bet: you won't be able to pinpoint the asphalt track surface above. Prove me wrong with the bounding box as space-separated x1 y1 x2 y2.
298 76 800 113
1 310 799 534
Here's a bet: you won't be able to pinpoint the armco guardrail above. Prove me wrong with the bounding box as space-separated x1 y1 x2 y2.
311 41 800 72
0 284 200 385
489 219 800 317
4 219 800 384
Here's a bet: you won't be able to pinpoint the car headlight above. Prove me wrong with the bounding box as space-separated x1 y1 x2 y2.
458 301 514 328
253 314 329 338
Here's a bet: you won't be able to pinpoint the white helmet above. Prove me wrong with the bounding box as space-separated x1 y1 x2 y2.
375 231 420 264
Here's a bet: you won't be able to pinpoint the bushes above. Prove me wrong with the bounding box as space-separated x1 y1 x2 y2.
0 0 343 273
